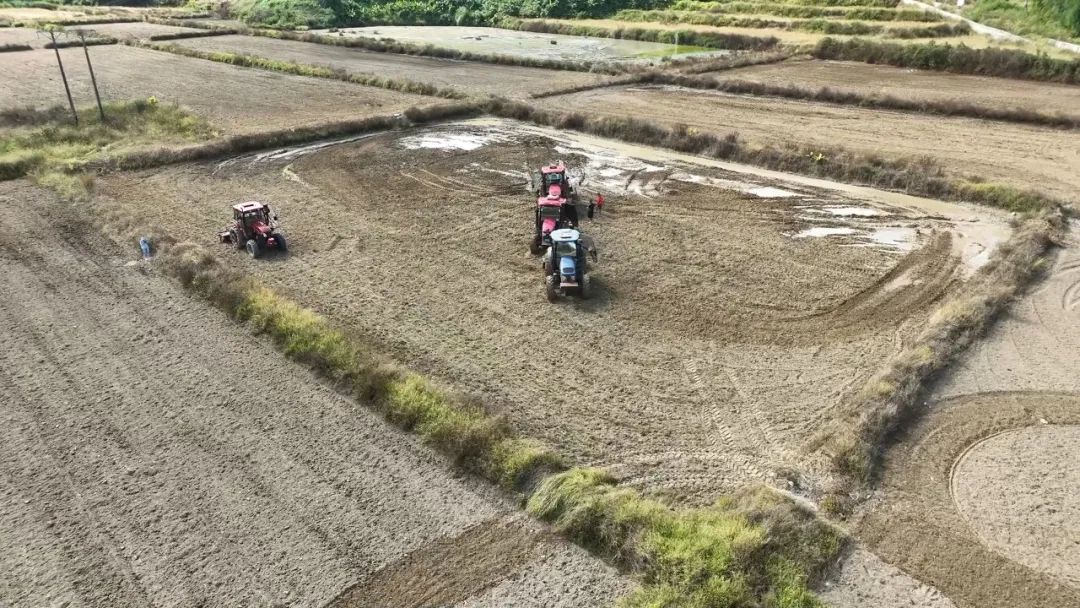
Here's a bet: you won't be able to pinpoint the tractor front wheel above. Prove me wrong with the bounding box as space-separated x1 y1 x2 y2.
545 275 558 303
273 233 287 252
246 239 261 259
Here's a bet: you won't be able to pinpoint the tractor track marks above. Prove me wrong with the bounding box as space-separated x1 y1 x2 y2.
0 180 630 607
94 126 978 504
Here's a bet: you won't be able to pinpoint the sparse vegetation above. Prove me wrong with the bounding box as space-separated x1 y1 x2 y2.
818 206 1066 486
615 9 970 37
670 1 941 21
0 98 215 183
43 36 116 48
638 72 1080 128
812 37 1080 84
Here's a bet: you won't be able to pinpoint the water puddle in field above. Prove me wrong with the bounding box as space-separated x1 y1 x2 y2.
398 132 503 151
808 206 885 217
793 227 857 238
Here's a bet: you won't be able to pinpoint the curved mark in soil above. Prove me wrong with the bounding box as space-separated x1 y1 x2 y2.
859 391 1080 608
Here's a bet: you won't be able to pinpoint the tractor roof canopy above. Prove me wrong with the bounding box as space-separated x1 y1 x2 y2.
550 228 580 243
541 163 566 175
233 201 266 213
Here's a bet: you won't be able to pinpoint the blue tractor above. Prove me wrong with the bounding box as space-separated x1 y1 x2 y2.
542 228 598 302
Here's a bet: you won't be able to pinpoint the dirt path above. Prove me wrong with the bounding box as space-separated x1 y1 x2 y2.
0 180 631 607
537 84 1080 204
168 34 610 98
0 46 432 134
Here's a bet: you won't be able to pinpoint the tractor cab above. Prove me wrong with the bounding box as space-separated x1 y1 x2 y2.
543 228 597 301
219 201 287 258
539 162 573 198
234 201 273 235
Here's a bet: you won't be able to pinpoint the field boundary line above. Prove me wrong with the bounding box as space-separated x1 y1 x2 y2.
122 39 470 100
636 71 1080 129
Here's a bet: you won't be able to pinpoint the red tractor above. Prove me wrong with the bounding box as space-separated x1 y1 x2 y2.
218 201 287 258
530 162 585 255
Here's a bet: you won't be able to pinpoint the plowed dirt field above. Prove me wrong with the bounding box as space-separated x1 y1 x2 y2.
537 84 1080 204
0 180 631 607
92 119 1007 503
168 34 610 98
0 46 434 134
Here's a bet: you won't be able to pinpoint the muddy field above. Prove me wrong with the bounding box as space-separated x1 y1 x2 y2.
168 35 610 98
0 180 631 607
313 25 718 61
538 84 1080 204
90 119 1009 502
0 45 433 134
718 58 1080 117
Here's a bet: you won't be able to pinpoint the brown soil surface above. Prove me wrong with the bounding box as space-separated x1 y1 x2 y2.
933 223 1080 399
168 34 610 98
537 84 1080 204
92 120 983 503
856 392 1080 608
717 58 1080 117
951 425 1080 588
820 546 956 608
0 27 43 48
0 180 631 607
0 45 433 134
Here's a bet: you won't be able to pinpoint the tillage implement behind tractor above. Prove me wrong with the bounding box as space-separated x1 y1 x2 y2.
218 201 287 258
530 162 588 255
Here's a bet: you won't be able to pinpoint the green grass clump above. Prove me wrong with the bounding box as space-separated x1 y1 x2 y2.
0 98 215 182
238 286 359 371
386 373 507 462
528 470 842 608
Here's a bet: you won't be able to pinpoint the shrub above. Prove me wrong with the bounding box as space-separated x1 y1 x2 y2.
812 37 1080 83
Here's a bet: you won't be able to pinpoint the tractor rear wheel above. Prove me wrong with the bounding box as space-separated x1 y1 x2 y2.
273 233 287 252
231 229 244 250
246 239 261 259
529 234 542 256
579 274 591 300
545 275 558 302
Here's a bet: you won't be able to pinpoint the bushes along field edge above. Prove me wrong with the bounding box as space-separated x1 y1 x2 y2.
814 207 1066 499
125 39 468 100
504 17 780 51
146 17 634 75
480 97 1062 213
88 197 843 608
811 37 1080 84
638 71 1080 128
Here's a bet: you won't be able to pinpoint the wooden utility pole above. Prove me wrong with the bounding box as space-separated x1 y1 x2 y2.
76 30 105 121
45 27 78 125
